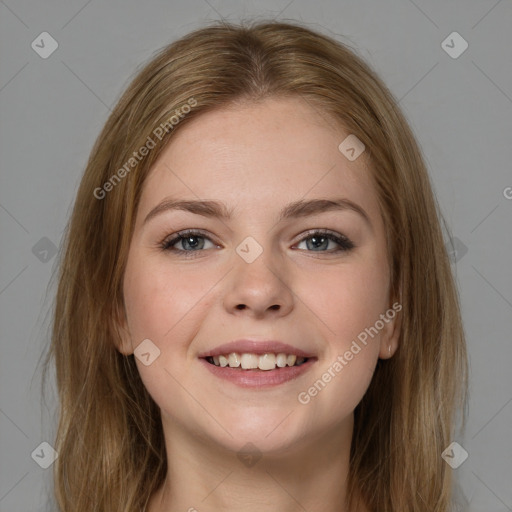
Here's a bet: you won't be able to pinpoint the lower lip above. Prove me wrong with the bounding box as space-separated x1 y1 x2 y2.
199 358 316 388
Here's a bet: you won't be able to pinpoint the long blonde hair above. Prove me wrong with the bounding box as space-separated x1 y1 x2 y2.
42 19 468 511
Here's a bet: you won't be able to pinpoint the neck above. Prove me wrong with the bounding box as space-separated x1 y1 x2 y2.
148 414 368 512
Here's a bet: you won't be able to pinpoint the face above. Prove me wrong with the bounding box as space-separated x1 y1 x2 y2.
117 96 400 455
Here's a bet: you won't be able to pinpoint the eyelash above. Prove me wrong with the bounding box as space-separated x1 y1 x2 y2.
160 229 355 257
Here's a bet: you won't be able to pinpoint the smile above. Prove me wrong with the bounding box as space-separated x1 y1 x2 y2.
206 352 309 370
200 353 316 388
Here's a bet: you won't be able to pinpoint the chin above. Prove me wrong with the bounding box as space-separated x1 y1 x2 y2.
207 408 309 454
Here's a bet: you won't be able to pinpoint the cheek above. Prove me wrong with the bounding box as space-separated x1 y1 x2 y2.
123 252 206 343
312 259 390 347
122 254 210 412
296 263 388 420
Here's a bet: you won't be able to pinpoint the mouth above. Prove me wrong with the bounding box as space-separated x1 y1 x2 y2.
204 352 310 370
199 350 317 388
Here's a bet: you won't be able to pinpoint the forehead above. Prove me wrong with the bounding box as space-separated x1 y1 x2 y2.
137 96 381 226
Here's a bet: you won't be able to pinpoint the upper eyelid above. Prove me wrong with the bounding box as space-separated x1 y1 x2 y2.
165 229 217 244
166 228 343 240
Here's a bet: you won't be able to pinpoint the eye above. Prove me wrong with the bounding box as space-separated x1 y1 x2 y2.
161 229 217 255
160 228 355 257
294 229 355 253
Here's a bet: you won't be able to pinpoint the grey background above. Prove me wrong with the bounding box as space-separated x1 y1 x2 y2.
1 1 511 511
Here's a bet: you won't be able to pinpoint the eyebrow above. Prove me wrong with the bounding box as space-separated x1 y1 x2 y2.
143 197 372 229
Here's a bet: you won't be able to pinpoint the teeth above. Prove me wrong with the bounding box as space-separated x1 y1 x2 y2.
228 352 240 367
258 353 276 371
240 353 259 369
276 353 287 367
209 352 309 370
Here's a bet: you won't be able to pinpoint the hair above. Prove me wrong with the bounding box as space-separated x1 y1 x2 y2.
41 19 469 512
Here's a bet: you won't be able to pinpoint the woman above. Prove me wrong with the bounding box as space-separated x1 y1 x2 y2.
43 20 468 511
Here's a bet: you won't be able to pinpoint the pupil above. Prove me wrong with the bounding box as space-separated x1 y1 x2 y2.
186 236 200 249
309 236 327 250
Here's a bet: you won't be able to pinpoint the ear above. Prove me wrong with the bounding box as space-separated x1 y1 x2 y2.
378 297 402 360
112 299 135 356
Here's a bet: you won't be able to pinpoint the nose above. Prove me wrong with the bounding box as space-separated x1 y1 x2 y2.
223 248 294 319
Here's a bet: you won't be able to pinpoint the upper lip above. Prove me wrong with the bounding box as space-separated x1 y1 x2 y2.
198 339 315 358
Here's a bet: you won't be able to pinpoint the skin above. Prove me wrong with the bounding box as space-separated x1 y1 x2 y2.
116 96 400 512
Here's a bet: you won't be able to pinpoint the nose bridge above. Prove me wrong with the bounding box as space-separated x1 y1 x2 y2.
223 235 294 316
234 236 284 290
